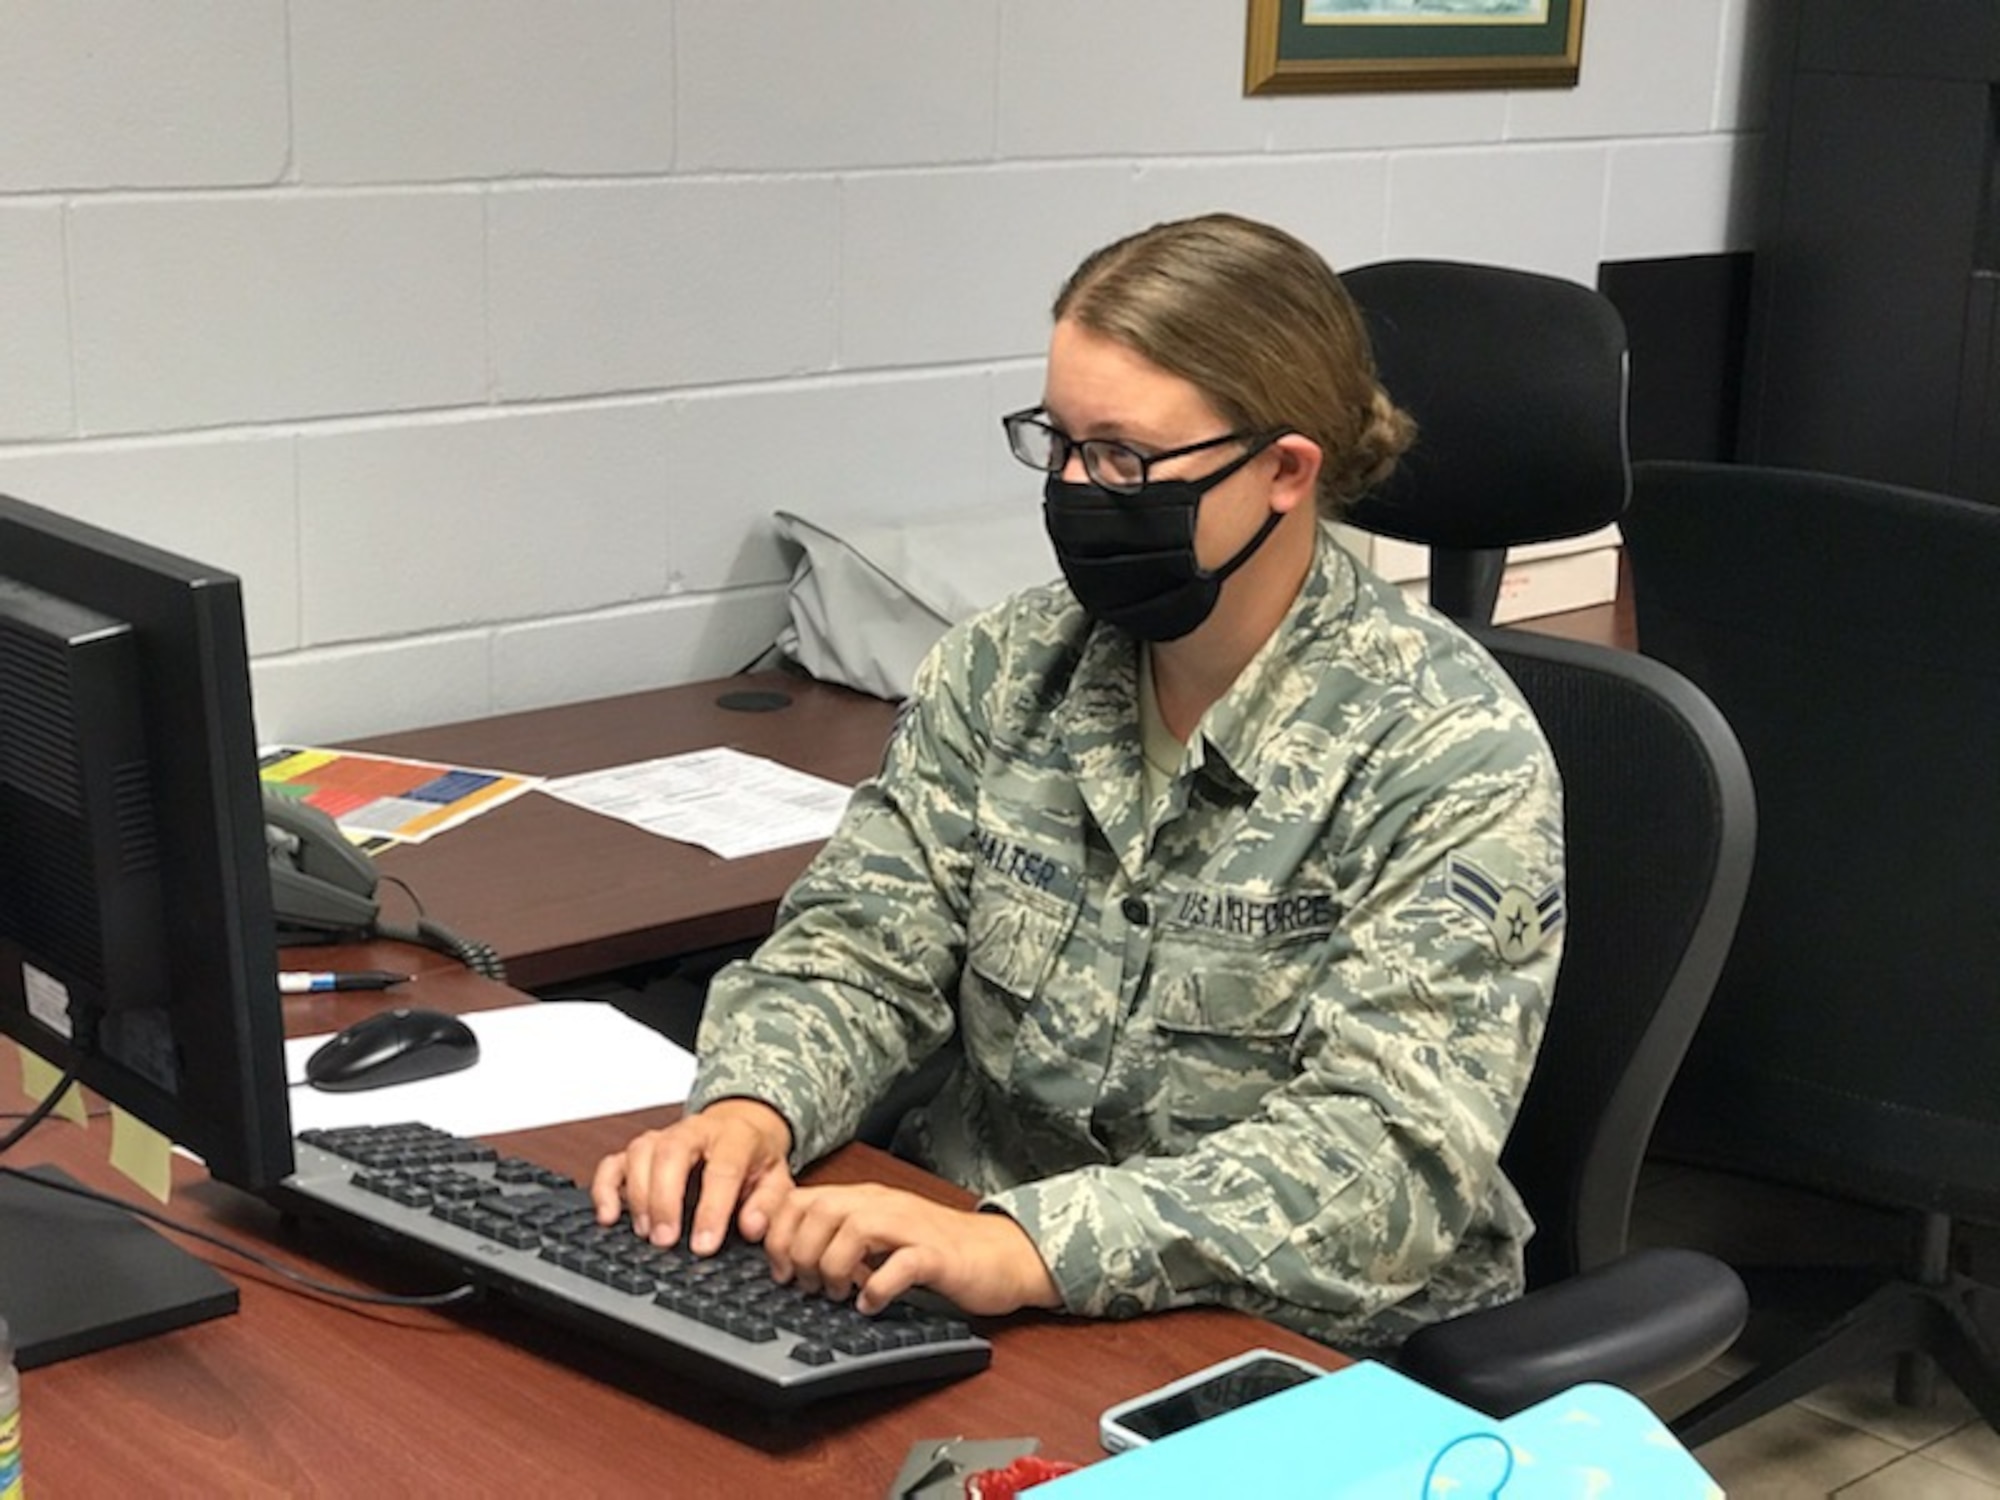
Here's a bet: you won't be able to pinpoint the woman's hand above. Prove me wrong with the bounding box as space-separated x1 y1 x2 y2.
590 1098 795 1255
761 1183 1062 1317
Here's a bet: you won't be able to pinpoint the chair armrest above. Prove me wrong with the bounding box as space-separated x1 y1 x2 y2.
1395 1247 1747 1418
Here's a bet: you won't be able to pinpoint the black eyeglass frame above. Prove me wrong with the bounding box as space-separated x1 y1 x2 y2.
1001 406 1274 495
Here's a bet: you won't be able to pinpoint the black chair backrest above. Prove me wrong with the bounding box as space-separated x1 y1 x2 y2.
1346 261 1631 622
1623 460 2000 1220
1473 628 1755 1287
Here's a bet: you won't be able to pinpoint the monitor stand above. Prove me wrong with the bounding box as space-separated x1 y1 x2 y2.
0 1165 237 1368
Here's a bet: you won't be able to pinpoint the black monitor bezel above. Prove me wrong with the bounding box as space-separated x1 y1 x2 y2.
0 492 292 1190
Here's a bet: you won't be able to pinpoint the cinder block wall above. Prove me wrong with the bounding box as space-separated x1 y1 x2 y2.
0 1 1760 742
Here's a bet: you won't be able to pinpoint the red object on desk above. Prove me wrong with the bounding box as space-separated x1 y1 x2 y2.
966 1456 1082 1496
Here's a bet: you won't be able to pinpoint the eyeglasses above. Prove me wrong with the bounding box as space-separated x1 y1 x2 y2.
1002 406 1267 495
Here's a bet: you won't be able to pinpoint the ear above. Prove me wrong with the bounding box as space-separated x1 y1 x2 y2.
1266 434 1323 515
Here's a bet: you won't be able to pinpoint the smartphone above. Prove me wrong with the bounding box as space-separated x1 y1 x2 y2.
1098 1347 1327 1454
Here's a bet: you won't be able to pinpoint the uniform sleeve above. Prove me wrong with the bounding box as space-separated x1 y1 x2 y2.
984 696 1563 1342
684 625 994 1169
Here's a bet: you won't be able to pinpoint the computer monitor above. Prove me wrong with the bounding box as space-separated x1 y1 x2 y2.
0 492 293 1364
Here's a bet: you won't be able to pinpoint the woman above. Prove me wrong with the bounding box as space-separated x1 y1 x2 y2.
592 214 1564 1353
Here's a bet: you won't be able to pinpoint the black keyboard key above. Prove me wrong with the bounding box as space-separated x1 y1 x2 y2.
727 1313 778 1343
831 1327 889 1357
654 1286 702 1318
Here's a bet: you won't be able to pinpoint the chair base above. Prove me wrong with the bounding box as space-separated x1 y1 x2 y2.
1672 1268 2000 1446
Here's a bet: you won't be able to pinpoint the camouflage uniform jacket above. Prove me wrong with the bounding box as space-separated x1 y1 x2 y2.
689 524 1564 1352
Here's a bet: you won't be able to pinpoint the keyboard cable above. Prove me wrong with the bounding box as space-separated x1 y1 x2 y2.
0 1073 477 1312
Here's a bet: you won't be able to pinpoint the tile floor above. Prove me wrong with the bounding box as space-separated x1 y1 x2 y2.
1632 1162 2000 1497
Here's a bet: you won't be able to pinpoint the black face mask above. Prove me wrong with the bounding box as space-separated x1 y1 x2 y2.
1042 441 1283 641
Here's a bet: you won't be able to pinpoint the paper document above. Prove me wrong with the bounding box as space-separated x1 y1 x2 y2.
542 746 853 859
285 1002 696 1138
261 745 541 850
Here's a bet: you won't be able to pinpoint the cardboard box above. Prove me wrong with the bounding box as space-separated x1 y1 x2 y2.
1336 524 1622 622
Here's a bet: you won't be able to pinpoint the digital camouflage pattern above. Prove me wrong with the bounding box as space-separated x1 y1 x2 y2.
689 524 1564 1353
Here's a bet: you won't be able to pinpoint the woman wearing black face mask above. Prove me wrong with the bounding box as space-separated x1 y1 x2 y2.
597 216 1567 1360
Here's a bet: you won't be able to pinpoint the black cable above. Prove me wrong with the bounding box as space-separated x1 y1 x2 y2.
370 915 506 984
731 638 783 676
0 1163 478 1311
0 1103 109 1123
378 872 424 918
3 1052 476 1311
279 860 502 983
0 1061 82 1154
415 915 505 984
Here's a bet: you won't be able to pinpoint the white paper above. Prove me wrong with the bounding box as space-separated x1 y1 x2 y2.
285 1001 697 1138
540 745 853 859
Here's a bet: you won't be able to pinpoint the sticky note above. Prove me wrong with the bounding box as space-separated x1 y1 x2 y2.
109 1106 175 1203
14 1041 88 1127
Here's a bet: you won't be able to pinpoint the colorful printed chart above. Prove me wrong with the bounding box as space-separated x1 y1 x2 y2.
259 746 542 846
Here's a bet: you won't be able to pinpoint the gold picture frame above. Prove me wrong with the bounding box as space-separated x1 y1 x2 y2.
1246 0 1587 95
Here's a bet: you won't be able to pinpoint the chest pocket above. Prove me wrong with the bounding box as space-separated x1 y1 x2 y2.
960 871 1076 1086
1151 936 1319 1132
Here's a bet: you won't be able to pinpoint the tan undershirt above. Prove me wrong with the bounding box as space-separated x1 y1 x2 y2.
1136 645 1188 812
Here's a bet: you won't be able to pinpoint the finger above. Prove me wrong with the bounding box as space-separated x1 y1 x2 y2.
760 1193 799 1282
641 1133 701 1248
857 1245 935 1316
817 1217 884 1303
589 1151 629 1226
621 1132 665 1237
780 1192 842 1295
736 1160 794 1245
688 1146 752 1257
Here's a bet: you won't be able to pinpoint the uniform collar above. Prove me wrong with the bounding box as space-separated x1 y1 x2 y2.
1183 522 1361 792
1054 524 1362 870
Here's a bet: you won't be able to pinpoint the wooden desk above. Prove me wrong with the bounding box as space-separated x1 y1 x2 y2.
349 671 900 990
12 959 1339 1495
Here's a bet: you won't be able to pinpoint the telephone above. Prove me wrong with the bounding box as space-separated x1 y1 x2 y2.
263 790 381 940
262 789 505 981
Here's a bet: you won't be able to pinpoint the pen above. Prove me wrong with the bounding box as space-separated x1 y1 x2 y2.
278 970 411 994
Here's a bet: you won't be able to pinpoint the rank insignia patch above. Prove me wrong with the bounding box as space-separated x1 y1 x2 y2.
1446 853 1565 964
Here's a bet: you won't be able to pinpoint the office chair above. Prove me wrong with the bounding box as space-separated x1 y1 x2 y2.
1395 628 1754 1417
1621 459 2000 1444
1342 259 1632 624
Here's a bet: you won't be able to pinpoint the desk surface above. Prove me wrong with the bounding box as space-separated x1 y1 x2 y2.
13 957 1338 1495
350 670 900 990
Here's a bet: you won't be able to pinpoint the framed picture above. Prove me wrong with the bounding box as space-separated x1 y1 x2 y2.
1245 0 1587 95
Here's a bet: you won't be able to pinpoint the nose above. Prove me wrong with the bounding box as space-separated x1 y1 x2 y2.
1057 445 1092 484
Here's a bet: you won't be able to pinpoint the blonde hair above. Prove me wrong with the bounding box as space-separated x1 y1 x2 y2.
1053 214 1413 517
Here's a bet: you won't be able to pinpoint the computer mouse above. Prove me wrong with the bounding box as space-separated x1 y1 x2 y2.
305 1007 480 1093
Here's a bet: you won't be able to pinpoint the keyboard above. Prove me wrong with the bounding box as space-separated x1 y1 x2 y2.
270 1122 992 1409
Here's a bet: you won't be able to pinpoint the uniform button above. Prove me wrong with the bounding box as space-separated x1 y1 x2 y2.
1121 897 1149 925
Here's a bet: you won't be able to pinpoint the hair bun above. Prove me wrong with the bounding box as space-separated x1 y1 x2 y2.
1333 388 1417 502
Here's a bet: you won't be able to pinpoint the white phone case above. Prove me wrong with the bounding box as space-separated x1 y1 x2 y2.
1098 1347 1327 1454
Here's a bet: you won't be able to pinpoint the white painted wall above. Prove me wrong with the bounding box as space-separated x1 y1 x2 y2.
0 0 1761 743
